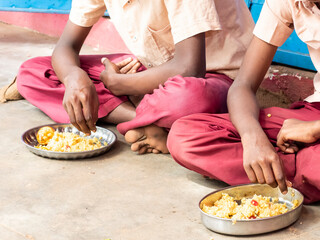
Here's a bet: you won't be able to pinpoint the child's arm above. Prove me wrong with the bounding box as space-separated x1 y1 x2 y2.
227 36 289 194
277 119 320 153
99 32 206 96
52 21 98 135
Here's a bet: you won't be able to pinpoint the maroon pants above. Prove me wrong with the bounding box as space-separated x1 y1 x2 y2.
168 101 320 204
17 54 233 134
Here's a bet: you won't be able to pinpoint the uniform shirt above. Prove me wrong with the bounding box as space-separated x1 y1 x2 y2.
69 0 254 79
253 0 320 102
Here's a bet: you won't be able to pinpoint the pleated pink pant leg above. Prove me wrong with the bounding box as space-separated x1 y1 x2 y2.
117 73 233 134
16 54 134 123
167 101 320 203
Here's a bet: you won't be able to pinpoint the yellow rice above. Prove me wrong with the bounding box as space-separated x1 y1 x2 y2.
202 193 299 220
35 131 106 152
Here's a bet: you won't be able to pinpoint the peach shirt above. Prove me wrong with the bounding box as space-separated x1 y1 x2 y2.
253 0 320 102
69 0 254 79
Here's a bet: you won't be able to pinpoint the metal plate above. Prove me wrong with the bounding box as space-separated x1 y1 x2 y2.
22 123 117 160
199 184 304 236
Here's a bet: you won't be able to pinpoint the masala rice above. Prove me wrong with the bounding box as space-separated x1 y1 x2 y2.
202 193 298 220
36 130 106 152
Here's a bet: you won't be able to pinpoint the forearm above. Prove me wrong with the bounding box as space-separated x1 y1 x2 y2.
51 20 92 85
228 37 278 144
103 32 206 96
228 84 268 144
52 44 85 85
105 57 205 96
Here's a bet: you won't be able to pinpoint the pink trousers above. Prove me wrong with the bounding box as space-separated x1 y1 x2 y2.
168 101 320 204
17 54 233 134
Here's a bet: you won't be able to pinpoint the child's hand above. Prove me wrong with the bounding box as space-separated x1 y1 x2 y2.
116 57 141 74
100 57 132 96
101 57 121 74
277 119 320 153
100 58 121 95
242 133 288 194
63 69 99 135
99 57 142 96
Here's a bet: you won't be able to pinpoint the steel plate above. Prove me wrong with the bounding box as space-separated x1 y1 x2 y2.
199 184 304 235
22 123 117 160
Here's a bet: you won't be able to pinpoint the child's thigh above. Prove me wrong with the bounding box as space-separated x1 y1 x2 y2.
259 102 320 140
160 74 232 114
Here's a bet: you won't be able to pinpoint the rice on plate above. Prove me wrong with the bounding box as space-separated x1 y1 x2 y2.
202 193 299 222
35 126 107 152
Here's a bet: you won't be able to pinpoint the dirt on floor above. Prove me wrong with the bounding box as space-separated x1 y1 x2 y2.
257 65 316 109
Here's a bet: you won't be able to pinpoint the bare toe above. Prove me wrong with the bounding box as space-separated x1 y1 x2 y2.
131 141 147 152
125 128 145 143
138 145 149 154
152 149 160 154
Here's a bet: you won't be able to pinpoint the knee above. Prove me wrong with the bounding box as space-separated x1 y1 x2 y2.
18 57 51 83
168 112 233 157
17 56 52 93
164 76 213 113
168 114 209 164
167 117 190 164
19 56 51 71
166 75 206 99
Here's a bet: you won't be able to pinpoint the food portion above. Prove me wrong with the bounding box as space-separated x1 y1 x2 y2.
36 126 55 145
35 126 107 152
201 193 299 221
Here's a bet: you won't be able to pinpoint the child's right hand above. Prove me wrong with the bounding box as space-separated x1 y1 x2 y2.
62 69 99 135
242 133 289 194
116 57 141 74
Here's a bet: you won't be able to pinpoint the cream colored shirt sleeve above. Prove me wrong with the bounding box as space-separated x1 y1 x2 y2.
164 0 222 44
253 0 294 46
69 0 106 27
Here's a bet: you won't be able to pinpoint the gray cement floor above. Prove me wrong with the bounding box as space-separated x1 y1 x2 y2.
0 22 319 240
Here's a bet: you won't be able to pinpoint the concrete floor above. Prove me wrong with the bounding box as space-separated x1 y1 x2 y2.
0 22 320 240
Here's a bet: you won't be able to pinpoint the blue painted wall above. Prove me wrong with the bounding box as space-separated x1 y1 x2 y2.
0 0 108 15
0 0 316 71
0 0 72 14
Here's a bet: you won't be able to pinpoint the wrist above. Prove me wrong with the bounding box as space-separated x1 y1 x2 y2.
241 128 269 146
63 68 90 87
312 120 320 139
103 70 116 82
101 71 128 95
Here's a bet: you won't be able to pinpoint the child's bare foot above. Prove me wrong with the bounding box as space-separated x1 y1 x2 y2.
125 124 169 154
